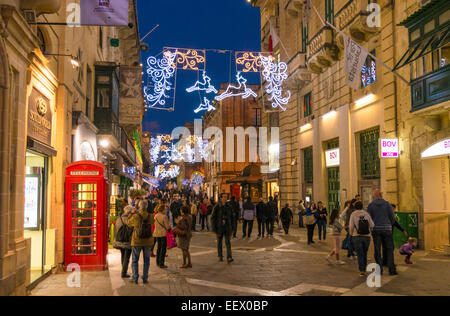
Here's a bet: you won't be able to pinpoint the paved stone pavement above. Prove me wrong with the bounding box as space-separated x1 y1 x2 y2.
31 225 450 296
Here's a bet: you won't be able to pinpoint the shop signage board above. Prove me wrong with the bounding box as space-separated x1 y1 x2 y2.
381 139 399 158
422 139 450 159
325 148 340 167
27 88 52 146
80 0 129 26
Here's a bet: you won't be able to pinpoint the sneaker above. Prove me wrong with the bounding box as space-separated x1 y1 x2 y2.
326 255 332 262
121 274 131 279
337 261 346 265
159 265 168 269
227 258 234 264
143 280 149 284
130 279 138 284
359 272 366 277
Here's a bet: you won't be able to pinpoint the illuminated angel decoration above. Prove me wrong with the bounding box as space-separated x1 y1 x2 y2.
215 72 257 101
186 71 218 94
260 55 291 111
144 51 177 109
194 97 216 114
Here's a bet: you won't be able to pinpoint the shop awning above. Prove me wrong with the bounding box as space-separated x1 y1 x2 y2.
394 26 450 71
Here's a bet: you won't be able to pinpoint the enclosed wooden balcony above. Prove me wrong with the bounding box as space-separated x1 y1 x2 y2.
20 0 61 15
306 26 339 74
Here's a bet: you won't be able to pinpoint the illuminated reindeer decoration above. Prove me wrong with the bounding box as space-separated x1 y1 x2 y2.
215 72 257 101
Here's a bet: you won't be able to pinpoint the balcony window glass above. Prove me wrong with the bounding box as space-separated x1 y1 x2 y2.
424 20 435 34
411 29 421 42
112 75 119 116
439 10 450 25
96 87 110 108
304 93 312 117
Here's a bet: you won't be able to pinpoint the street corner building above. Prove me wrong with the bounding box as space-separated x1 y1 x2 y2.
0 0 145 295
250 0 450 252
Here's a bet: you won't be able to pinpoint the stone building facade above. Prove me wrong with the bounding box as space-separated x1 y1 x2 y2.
251 0 450 251
0 0 144 295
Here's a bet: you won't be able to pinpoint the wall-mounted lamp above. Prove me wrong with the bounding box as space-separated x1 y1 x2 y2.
354 93 376 109
322 110 337 120
45 53 80 68
300 123 312 133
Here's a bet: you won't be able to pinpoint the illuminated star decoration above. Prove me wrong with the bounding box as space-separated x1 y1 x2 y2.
186 71 218 94
215 72 257 101
144 51 177 110
194 97 216 114
260 55 291 111
236 52 263 73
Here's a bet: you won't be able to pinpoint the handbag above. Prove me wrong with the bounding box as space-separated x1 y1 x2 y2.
116 216 133 243
342 237 349 250
166 229 177 249
173 218 188 236
304 214 316 226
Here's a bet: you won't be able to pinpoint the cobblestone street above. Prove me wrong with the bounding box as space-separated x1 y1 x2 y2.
31 225 450 296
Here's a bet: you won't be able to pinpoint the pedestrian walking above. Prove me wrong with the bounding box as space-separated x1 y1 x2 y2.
316 201 328 241
207 200 214 231
199 201 208 231
153 203 170 269
341 199 357 260
127 199 155 284
265 197 276 237
229 196 240 238
305 202 317 245
399 237 417 265
297 200 306 228
382 204 408 266
326 209 345 264
349 201 375 276
280 203 293 234
191 199 198 232
367 189 398 276
256 198 266 238
242 197 256 239
113 200 133 278
211 194 234 263
174 206 193 268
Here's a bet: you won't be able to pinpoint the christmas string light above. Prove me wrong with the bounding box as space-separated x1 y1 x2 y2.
260 55 291 111
186 71 218 94
236 52 262 73
215 72 257 101
165 48 206 71
144 51 177 109
194 97 216 114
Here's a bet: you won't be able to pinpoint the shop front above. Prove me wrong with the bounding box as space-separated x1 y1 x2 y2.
421 139 450 250
25 83 57 284
227 164 262 203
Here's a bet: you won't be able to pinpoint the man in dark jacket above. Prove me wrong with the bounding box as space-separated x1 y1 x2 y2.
211 194 234 263
367 189 397 275
256 198 266 238
265 197 277 237
280 204 294 234
170 196 182 226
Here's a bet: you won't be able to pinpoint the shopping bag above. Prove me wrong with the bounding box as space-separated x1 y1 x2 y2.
167 229 177 249
342 237 349 250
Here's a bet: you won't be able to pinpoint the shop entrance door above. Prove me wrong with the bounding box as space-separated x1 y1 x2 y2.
24 151 49 283
328 167 340 213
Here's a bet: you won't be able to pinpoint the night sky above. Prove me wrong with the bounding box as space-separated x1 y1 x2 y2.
137 0 261 135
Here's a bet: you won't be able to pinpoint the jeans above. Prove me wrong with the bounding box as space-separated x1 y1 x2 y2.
346 233 355 258
282 221 291 234
353 236 371 272
242 220 254 237
266 218 275 236
120 248 132 276
298 215 304 228
306 224 315 244
131 246 151 282
217 231 232 259
317 220 327 240
232 219 238 238
372 231 396 274
400 251 412 260
200 214 207 230
192 215 197 231
155 237 167 267
257 218 265 237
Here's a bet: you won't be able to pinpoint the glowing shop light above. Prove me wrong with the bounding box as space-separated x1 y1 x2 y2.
99 139 110 148
186 71 218 94
322 110 337 120
354 93 376 109
215 72 257 101
260 55 291 111
300 123 312 133
194 97 216 114
143 51 177 109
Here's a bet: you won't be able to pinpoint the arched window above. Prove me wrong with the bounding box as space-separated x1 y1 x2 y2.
37 28 47 55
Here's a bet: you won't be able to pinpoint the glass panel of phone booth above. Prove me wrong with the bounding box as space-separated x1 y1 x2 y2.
71 183 97 255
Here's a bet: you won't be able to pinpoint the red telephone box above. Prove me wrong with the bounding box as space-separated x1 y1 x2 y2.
65 161 108 270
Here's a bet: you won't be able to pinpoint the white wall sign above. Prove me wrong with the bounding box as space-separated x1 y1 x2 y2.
24 176 39 229
422 139 450 159
381 139 399 158
325 148 340 167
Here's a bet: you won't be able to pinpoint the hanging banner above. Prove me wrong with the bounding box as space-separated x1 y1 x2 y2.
80 0 129 26
344 35 368 90
119 66 143 125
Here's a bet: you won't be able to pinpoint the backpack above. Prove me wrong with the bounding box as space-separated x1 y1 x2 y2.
116 217 133 243
356 216 370 235
138 214 153 239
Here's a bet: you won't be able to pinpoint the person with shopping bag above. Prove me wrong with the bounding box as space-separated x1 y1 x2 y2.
174 205 193 268
153 203 170 269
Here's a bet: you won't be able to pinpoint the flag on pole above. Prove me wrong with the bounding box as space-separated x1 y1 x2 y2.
303 0 311 25
81 0 129 26
270 23 280 49
344 35 368 90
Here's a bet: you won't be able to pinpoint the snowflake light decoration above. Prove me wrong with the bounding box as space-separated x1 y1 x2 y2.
260 55 291 111
215 72 257 101
144 51 177 110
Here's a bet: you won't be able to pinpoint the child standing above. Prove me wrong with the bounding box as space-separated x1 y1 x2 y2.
327 209 346 265
400 237 417 264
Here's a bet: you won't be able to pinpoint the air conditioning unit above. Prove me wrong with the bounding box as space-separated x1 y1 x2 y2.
23 10 36 24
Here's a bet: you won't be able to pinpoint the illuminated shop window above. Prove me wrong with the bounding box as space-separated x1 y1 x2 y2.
362 53 376 88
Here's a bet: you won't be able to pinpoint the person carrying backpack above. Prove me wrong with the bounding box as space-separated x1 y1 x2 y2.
349 201 375 276
113 200 134 278
127 199 155 284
